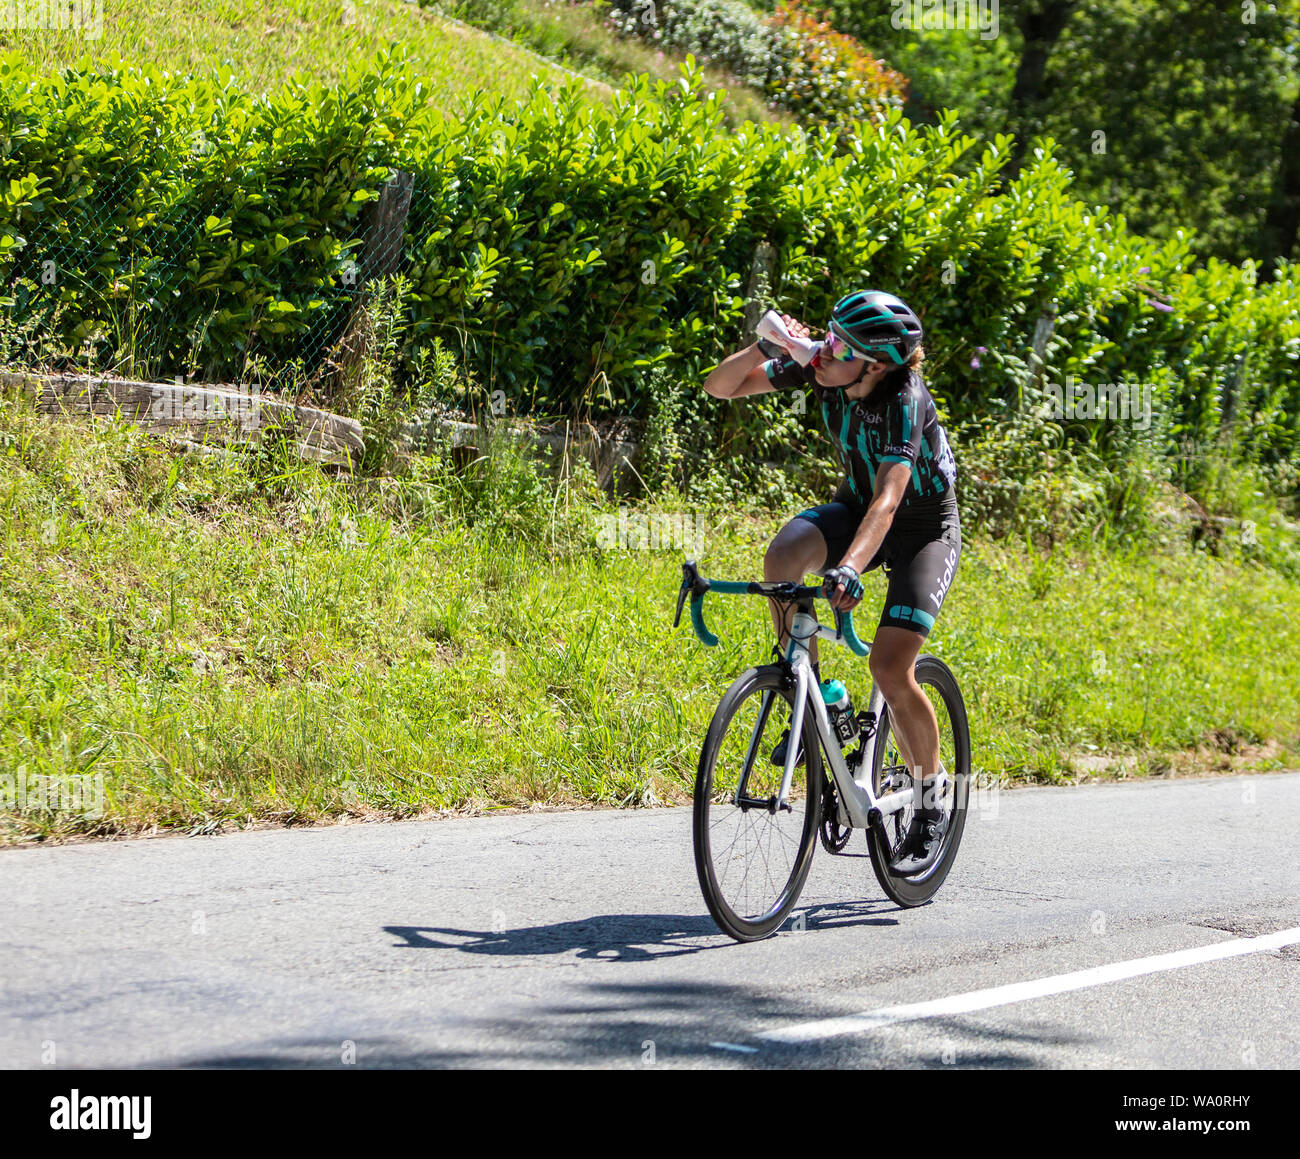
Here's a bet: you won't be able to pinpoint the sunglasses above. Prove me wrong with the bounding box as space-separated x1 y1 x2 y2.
821 329 865 364
821 329 901 366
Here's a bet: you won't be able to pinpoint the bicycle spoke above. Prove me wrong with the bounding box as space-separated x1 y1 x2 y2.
696 675 819 932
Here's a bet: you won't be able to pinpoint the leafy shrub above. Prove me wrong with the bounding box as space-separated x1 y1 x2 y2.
603 0 784 89
599 0 904 126
765 0 906 125
0 52 424 383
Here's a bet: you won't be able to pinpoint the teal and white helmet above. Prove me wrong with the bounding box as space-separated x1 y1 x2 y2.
829 290 923 366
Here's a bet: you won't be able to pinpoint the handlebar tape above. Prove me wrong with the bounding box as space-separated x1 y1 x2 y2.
836 610 871 657
689 595 719 647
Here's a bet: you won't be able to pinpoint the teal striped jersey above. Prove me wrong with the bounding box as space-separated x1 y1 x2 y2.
764 358 957 507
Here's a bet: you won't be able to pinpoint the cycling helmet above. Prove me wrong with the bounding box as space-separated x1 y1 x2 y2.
829 290 923 366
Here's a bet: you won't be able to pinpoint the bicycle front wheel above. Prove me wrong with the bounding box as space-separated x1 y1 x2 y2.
693 664 823 942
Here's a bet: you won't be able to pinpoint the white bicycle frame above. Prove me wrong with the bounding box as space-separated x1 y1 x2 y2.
742 606 916 829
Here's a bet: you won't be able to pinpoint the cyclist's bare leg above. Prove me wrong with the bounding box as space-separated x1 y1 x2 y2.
763 519 829 667
869 626 942 801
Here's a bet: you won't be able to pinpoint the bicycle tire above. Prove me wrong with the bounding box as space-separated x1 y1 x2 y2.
866 655 971 907
693 664 823 942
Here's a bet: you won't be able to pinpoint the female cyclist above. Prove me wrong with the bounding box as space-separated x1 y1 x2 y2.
702 290 960 874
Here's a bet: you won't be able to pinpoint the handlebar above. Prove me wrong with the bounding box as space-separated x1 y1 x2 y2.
674 560 870 658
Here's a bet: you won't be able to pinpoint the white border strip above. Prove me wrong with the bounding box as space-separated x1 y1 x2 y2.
758 927 1300 1045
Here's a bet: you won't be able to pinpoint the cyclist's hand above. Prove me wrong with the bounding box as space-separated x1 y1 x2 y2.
781 314 811 342
822 564 864 612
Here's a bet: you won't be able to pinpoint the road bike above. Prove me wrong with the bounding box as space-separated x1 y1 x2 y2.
675 560 971 942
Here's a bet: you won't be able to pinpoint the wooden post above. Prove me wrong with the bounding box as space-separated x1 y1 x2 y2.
360 171 415 282
316 171 415 398
1220 352 1248 435
1027 302 1058 408
743 240 776 340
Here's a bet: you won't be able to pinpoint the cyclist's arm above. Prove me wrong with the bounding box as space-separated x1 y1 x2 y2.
835 390 922 580
837 462 911 578
703 343 779 399
706 314 814 399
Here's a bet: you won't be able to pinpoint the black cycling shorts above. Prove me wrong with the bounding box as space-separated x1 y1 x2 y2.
792 487 961 637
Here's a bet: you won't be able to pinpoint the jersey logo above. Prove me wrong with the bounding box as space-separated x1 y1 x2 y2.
851 405 884 424
935 430 957 486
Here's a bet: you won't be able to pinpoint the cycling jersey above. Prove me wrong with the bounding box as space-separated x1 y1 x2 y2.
763 355 962 637
763 357 957 508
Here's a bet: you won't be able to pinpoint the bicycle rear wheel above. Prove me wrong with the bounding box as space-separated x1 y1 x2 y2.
693 664 823 942
866 655 971 907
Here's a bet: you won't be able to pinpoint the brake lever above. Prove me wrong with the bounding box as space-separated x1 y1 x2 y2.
676 560 719 645
677 559 709 626
674 577 690 628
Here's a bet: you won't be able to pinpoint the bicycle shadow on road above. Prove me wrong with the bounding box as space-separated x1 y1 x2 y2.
383 899 901 961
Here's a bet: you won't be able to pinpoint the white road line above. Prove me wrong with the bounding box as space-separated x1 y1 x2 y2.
758 926 1300 1045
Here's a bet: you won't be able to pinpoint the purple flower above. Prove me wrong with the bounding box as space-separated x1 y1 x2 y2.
1139 266 1149 274
1147 298 1174 313
970 356 980 370
976 346 987 354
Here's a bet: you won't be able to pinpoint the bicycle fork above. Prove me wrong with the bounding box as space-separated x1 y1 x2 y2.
733 654 916 830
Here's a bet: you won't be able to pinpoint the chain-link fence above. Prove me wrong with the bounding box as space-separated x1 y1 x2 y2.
5 163 761 429
5 169 422 399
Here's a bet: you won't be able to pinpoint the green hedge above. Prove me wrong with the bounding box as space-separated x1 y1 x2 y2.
1 50 1297 469
0 54 419 378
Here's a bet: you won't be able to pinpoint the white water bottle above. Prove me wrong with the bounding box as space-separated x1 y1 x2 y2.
756 310 822 367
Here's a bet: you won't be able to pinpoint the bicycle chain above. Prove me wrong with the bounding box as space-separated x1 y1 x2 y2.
820 777 853 854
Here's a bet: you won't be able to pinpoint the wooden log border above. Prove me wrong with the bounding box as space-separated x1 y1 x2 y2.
3 369 648 492
402 413 642 493
1 370 364 467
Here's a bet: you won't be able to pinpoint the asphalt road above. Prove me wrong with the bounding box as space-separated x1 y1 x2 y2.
2 772 1297 1069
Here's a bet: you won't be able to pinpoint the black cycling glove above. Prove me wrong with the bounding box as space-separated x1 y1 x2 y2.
822 564 864 603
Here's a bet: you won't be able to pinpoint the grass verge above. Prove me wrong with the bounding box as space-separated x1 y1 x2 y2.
1 0 791 129
2 387 1298 844
2 0 603 112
